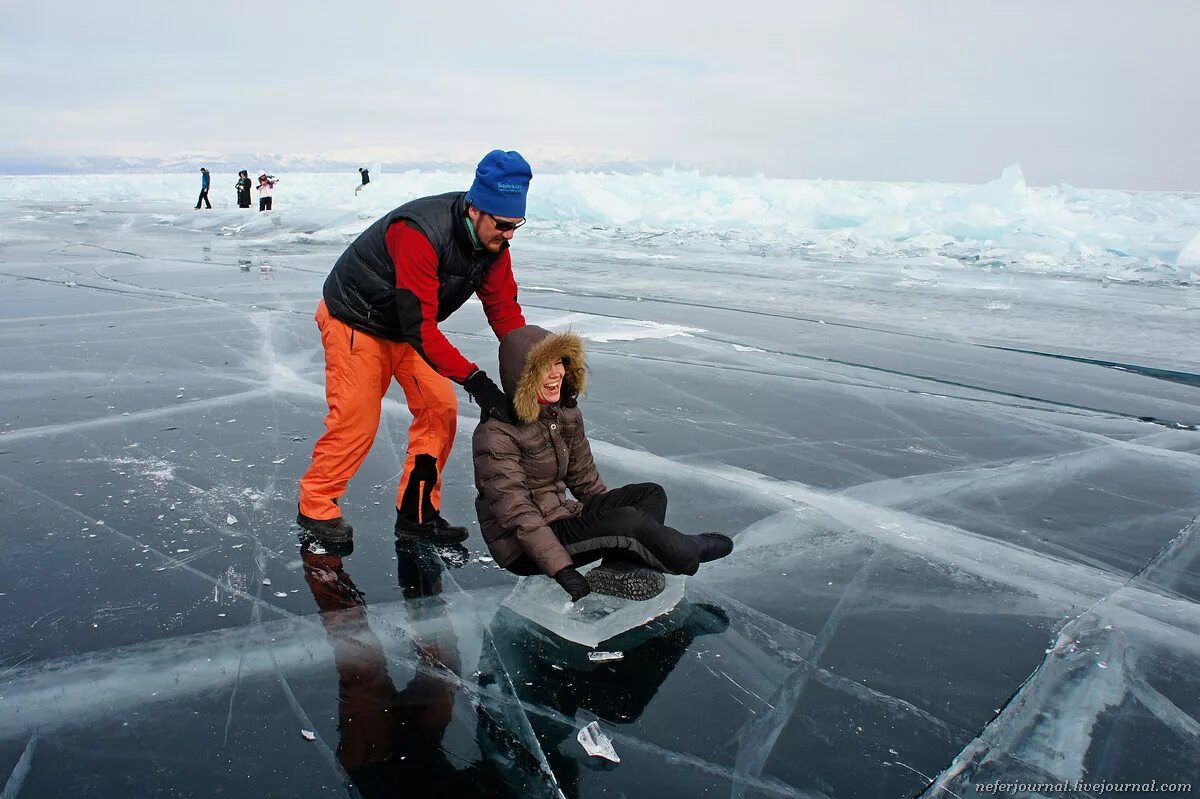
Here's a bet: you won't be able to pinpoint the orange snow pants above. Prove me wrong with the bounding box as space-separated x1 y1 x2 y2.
298 301 457 521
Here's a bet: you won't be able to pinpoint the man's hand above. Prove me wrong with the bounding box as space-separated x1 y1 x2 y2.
463 370 515 424
553 566 591 602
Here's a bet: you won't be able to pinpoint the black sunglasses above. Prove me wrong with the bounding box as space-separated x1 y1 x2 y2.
486 212 526 232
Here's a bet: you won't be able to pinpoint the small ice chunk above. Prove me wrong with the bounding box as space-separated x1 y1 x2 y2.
273 591 288 598
588 651 624 663
478 556 494 563
435 546 468 567
577 721 620 762
300 729 316 741
502 567 684 647
262 578 272 586
226 514 238 524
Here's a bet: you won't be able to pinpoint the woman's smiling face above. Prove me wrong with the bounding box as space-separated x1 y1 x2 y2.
537 358 566 404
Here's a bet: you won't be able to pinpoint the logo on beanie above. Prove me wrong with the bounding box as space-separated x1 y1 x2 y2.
469 150 531 217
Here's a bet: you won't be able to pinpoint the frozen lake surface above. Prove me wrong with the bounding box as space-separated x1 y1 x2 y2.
1 174 1198 798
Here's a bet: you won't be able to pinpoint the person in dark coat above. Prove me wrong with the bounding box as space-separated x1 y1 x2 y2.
195 167 211 209
472 325 734 602
235 170 252 208
356 167 371 195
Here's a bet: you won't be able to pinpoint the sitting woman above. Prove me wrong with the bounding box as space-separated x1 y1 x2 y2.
472 325 733 602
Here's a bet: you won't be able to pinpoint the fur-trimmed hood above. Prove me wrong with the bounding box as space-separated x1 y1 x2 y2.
498 325 588 424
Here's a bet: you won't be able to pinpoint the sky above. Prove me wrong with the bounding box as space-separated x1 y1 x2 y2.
1 1 1197 190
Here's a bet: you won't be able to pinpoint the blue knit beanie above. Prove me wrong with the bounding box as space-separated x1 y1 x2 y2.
466 150 532 218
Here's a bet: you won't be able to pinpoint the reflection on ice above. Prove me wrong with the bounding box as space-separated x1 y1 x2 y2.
305 537 564 797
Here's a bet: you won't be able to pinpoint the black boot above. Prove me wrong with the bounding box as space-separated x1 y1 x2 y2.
585 559 667 601
394 509 468 545
696 533 733 563
296 509 354 543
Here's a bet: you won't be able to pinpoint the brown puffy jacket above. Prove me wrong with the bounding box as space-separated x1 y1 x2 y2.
472 326 607 576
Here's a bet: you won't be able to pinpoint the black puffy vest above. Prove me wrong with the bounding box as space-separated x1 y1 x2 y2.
322 191 505 343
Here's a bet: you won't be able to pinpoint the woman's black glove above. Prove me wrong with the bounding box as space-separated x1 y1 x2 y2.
463 370 515 424
553 566 591 602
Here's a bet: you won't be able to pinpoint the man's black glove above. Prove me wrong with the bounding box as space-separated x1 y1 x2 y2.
553 566 591 602
463 370 515 425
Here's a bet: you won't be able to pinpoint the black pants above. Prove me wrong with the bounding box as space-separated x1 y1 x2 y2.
195 189 210 209
508 483 700 577
259 196 273 211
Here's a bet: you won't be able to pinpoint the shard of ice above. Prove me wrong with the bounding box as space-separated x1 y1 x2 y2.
576 720 620 762
500 567 686 648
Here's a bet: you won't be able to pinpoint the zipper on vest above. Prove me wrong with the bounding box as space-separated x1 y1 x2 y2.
349 329 355 353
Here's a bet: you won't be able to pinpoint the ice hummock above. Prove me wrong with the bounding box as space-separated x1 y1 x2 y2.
501 566 686 648
3 165 1198 286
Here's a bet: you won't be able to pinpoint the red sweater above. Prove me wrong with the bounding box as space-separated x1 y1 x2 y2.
386 221 525 383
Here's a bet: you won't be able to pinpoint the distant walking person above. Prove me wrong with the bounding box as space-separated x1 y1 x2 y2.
195 167 212 209
257 171 276 211
355 167 370 195
236 170 253 208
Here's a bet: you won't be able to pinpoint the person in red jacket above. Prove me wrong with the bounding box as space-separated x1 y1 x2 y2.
297 150 532 547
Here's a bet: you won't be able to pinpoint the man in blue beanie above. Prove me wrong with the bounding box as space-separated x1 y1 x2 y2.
297 150 534 548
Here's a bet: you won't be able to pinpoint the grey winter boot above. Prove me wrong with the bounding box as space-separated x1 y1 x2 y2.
585 560 667 601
